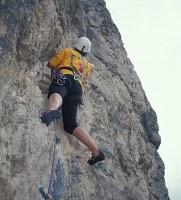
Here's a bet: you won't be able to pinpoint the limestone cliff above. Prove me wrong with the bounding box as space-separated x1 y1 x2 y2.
0 0 169 200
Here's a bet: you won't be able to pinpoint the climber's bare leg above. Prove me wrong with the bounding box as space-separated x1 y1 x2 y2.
72 126 99 156
48 93 62 110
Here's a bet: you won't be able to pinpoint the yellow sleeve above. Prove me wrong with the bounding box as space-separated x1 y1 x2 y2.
86 62 94 75
48 49 66 69
89 64 94 74
81 61 94 85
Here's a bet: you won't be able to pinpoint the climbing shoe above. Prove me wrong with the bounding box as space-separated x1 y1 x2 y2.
40 109 61 126
87 149 105 165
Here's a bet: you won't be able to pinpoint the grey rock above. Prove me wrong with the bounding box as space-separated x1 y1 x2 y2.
0 0 169 200
142 108 161 149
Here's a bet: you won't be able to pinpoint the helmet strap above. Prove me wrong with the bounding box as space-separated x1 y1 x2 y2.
74 48 88 57
81 46 85 52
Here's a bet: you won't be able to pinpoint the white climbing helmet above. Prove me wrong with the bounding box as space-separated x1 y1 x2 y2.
74 37 91 53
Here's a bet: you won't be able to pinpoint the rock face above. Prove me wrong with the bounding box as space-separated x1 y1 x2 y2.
0 0 169 200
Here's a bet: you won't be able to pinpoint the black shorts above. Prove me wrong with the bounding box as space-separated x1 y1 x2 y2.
48 75 83 134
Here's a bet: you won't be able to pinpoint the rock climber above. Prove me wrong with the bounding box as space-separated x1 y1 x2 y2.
41 37 105 165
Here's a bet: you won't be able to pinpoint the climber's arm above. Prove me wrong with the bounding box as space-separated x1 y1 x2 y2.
81 63 94 86
47 49 66 70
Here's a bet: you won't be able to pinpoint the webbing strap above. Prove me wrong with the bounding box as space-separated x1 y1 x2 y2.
59 66 82 77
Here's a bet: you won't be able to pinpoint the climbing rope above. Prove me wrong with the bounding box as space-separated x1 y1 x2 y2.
39 120 60 200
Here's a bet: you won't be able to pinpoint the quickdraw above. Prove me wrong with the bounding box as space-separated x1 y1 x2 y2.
56 75 66 86
52 70 67 86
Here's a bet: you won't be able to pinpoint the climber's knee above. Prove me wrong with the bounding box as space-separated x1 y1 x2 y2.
63 122 78 135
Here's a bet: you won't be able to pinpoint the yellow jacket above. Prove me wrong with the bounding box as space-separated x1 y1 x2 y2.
48 48 93 83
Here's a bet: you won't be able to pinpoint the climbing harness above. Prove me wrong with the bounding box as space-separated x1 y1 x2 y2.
39 120 61 200
60 66 82 82
52 68 81 86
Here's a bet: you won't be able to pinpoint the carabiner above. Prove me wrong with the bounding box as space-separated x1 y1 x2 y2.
56 78 65 86
74 74 81 81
